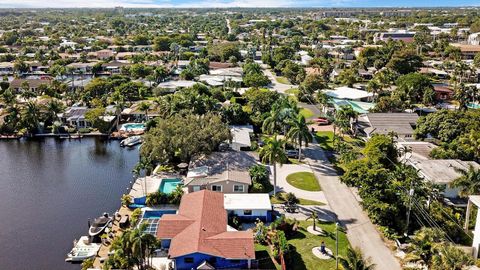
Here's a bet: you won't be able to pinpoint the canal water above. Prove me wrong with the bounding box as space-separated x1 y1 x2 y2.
0 137 139 270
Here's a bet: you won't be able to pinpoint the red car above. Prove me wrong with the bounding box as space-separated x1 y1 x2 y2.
313 117 330 125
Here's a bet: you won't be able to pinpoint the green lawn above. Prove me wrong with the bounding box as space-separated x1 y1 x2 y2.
276 76 290 84
256 221 350 270
286 172 321 191
299 108 314 119
315 131 334 151
285 88 299 96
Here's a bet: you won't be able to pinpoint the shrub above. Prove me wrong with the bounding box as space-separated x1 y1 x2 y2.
78 127 91 133
121 194 132 207
130 208 142 226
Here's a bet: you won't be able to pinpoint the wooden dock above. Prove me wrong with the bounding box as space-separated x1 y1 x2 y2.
93 206 133 269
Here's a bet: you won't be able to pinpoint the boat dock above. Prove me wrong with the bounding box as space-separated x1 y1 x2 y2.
92 206 133 269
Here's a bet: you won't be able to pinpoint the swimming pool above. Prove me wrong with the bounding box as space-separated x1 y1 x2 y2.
159 178 182 194
120 123 146 132
140 209 177 235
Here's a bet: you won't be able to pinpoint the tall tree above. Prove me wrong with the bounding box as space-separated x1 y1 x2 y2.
287 114 312 161
451 164 480 198
259 135 288 195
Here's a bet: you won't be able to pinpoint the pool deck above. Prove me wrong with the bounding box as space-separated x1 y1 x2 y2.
129 176 163 198
93 206 132 269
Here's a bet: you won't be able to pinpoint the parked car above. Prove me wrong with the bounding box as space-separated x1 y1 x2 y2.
313 117 330 125
285 149 299 159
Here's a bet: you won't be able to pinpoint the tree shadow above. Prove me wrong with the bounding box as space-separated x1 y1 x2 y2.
286 245 308 270
255 250 277 270
289 229 307 240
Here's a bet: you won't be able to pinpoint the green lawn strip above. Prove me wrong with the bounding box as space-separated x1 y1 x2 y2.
314 131 334 151
256 221 350 270
299 108 314 119
276 76 290 84
286 172 321 191
285 88 299 95
270 193 325 206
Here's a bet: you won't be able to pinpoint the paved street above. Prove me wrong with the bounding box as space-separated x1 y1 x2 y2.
263 69 297 94
303 142 402 270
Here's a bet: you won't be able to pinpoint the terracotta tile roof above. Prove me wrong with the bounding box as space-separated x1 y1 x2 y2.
156 190 255 259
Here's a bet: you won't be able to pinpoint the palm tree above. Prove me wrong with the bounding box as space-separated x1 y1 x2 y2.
259 135 288 195
287 114 312 161
138 102 151 121
339 247 375 270
262 107 283 135
44 99 63 125
22 102 41 134
451 164 480 197
306 210 319 231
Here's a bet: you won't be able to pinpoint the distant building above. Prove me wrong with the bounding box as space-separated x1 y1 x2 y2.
373 31 415 43
9 78 52 93
229 125 253 151
467 32 480 46
451 44 480 59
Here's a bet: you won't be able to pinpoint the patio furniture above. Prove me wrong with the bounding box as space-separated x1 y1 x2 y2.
119 215 130 229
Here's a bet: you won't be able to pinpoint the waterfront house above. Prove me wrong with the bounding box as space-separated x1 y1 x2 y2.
184 150 256 194
58 106 90 128
156 190 255 269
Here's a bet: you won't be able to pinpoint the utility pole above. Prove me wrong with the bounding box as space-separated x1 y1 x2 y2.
336 222 339 270
405 187 415 236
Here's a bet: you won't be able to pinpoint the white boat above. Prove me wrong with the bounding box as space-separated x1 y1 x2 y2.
65 236 101 262
88 213 113 237
120 135 143 147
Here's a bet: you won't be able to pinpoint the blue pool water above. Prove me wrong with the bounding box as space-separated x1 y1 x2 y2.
141 210 177 234
159 178 182 193
121 123 145 131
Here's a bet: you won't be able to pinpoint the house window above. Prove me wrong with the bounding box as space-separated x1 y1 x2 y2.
211 185 222 192
184 257 194 264
233 185 244 192
243 210 252 216
193 186 201 192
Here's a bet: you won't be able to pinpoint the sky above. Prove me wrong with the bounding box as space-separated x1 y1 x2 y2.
0 0 479 8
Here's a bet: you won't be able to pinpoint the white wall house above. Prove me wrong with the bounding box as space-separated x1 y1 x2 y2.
224 193 272 221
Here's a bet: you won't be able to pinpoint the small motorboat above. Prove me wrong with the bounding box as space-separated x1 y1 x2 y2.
88 213 113 237
120 135 143 147
65 236 101 262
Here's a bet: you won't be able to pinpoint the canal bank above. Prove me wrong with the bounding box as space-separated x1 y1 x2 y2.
0 137 139 270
